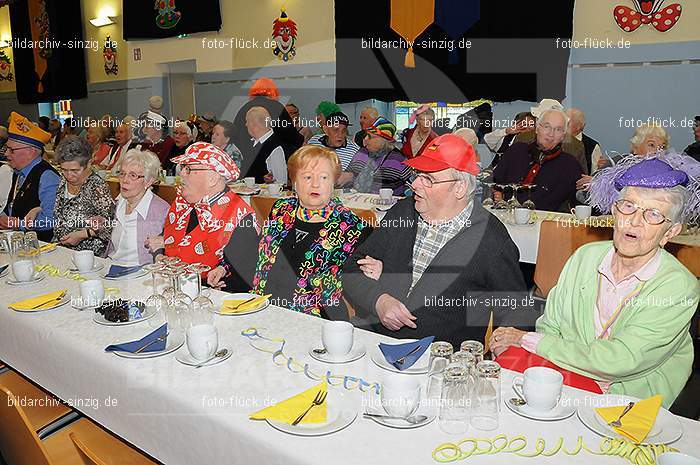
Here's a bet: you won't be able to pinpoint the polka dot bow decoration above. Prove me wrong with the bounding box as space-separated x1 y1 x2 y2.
613 0 682 32
171 142 241 181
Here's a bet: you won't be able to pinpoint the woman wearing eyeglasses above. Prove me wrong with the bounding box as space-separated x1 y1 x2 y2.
105 149 169 265
52 135 115 255
490 154 700 407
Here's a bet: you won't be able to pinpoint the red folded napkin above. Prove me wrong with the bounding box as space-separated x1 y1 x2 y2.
496 347 603 394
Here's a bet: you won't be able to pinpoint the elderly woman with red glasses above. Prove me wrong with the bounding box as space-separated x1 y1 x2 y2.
491 153 700 407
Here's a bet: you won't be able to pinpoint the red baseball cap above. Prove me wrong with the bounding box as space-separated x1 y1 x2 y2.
403 134 480 175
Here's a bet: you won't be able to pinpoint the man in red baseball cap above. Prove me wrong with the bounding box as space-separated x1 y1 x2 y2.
342 134 528 348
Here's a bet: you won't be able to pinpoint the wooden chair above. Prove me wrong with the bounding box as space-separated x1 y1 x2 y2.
533 220 613 298
0 386 159 465
0 370 75 436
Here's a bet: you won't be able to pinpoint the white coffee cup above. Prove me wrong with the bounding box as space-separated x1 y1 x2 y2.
186 324 218 361
512 367 563 412
268 183 282 195
79 279 104 307
514 208 531 225
379 188 393 201
73 250 95 272
381 375 421 417
657 453 700 465
11 259 35 282
243 177 256 188
321 321 354 357
571 205 592 220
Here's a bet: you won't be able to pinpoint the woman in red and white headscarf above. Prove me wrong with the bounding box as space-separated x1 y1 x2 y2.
147 142 260 291
400 104 437 159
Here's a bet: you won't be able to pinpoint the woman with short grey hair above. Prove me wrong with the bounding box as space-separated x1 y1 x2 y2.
106 148 169 265
53 135 115 255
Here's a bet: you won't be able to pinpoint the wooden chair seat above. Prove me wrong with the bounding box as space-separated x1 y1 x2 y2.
0 370 73 432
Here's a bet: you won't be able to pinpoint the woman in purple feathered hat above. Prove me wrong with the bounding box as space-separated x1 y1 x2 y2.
489 152 700 407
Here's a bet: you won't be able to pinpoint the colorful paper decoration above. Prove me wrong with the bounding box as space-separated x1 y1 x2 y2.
155 0 181 29
272 7 297 61
390 0 435 68
103 36 118 76
27 0 50 92
0 51 14 81
434 0 480 64
613 0 682 32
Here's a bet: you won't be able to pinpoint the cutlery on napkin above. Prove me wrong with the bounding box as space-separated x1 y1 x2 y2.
220 294 271 314
595 395 663 443
10 290 67 311
378 336 434 370
105 324 169 353
250 381 327 425
105 265 142 278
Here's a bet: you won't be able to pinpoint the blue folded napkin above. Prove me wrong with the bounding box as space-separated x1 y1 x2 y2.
106 265 142 278
105 324 168 353
0 264 8 275
379 336 435 370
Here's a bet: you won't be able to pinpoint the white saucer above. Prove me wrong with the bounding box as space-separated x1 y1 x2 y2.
266 389 357 437
504 398 576 421
175 348 232 367
69 263 105 273
213 293 270 316
6 273 46 286
308 343 367 364
363 392 436 429
9 294 71 312
93 304 156 326
369 340 431 374
102 268 149 280
111 331 185 359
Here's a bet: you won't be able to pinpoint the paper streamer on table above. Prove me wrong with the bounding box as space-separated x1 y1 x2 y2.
35 264 119 294
432 435 678 465
241 327 380 394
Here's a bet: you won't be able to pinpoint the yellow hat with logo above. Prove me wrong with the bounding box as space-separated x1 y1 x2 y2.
8 111 51 149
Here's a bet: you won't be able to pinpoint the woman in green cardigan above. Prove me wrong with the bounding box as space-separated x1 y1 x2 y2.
491 154 700 407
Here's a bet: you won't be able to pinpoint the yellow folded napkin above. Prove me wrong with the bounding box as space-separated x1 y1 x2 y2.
39 243 57 253
10 290 67 311
220 294 271 314
595 395 663 443
250 382 327 425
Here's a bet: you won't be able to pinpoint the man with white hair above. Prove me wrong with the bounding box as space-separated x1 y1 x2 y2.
494 108 583 212
567 108 603 173
354 106 379 146
243 106 290 183
343 134 526 347
105 117 137 173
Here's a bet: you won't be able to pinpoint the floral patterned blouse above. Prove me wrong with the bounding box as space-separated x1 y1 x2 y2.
53 171 115 256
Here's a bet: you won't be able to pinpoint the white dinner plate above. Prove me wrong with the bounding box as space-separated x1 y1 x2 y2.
68 263 105 274
112 331 185 359
504 397 576 421
176 348 232 367
308 343 367 364
102 268 149 281
9 294 71 312
212 293 270 316
369 340 431 374
363 392 436 429
266 389 357 437
5 273 46 286
577 394 683 445
71 298 104 311
93 304 156 326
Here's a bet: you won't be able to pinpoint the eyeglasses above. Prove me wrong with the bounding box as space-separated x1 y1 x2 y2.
180 165 212 175
414 173 458 189
5 145 33 155
539 123 565 135
613 199 671 225
116 171 145 181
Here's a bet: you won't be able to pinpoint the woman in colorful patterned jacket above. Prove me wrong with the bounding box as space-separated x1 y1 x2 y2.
209 145 369 319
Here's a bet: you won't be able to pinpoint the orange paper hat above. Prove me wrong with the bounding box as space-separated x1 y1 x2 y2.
8 112 51 149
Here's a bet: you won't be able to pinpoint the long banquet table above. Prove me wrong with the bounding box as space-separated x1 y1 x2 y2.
2 246 699 465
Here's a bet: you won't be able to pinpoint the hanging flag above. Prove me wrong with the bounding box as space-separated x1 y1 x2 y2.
335 0 575 104
390 0 435 68
484 310 494 355
9 0 87 104
123 0 222 40
434 0 480 64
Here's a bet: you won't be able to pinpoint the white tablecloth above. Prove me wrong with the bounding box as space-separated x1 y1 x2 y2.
1 247 699 465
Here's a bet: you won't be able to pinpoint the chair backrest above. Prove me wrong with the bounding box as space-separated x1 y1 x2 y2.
69 432 108 465
250 196 276 229
533 220 613 298
0 386 53 465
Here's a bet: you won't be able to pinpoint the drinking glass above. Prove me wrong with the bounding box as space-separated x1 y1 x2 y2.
23 232 42 267
144 263 168 315
522 185 536 210
451 351 477 375
187 263 215 317
493 184 509 210
426 342 454 405
169 264 193 332
470 361 501 431
507 184 522 209
460 340 484 365
438 363 472 434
